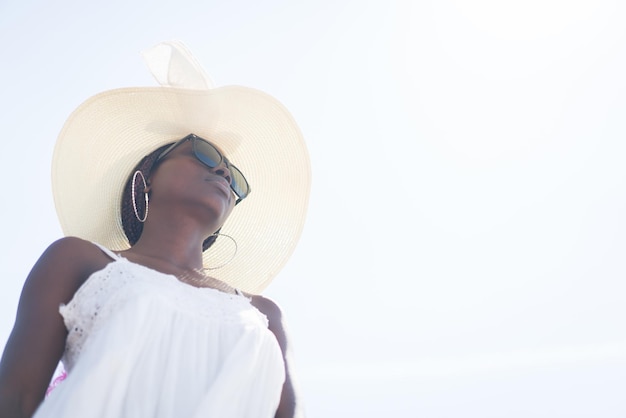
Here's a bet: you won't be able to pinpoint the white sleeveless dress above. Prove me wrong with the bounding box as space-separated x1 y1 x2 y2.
34 244 285 418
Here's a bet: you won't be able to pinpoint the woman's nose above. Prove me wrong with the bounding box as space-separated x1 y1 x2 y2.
212 162 232 185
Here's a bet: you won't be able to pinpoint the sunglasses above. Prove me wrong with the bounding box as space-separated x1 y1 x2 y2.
156 134 250 204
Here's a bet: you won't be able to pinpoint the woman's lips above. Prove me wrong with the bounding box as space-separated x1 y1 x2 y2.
206 177 231 197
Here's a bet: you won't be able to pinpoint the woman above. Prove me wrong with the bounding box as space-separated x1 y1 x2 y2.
0 41 310 418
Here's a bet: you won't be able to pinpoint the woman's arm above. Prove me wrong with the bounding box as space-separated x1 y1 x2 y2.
251 295 305 418
0 237 105 418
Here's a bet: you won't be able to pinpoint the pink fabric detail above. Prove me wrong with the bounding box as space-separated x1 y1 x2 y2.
45 370 67 397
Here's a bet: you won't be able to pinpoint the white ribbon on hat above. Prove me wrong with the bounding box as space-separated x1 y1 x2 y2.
141 41 215 90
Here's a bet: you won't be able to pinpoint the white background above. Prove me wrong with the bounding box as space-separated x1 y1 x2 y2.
1 1 626 416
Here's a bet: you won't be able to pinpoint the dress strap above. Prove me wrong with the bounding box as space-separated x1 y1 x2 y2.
91 242 122 261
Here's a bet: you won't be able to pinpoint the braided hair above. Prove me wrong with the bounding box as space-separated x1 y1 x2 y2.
120 143 220 251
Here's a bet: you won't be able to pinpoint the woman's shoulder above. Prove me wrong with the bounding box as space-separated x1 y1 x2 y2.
43 236 106 256
248 295 292 356
248 294 284 321
247 294 281 315
42 236 112 266
31 236 115 293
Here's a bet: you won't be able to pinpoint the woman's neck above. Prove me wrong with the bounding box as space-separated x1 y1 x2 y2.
124 218 211 272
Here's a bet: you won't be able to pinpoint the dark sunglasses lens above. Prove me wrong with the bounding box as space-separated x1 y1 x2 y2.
229 165 250 199
193 139 222 167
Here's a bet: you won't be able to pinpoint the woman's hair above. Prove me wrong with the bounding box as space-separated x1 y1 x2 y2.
120 143 219 251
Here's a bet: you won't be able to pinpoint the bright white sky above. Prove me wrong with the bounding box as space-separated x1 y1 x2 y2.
1 0 626 416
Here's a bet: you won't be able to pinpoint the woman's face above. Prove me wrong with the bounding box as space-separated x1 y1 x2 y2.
147 140 236 232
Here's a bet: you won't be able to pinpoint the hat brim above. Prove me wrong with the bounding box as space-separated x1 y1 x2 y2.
52 86 311 294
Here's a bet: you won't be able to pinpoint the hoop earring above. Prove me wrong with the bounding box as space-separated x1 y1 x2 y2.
203 233 238 270
132 170 149 223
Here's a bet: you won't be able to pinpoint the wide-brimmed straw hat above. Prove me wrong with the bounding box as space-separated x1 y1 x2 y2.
51 41 311 294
